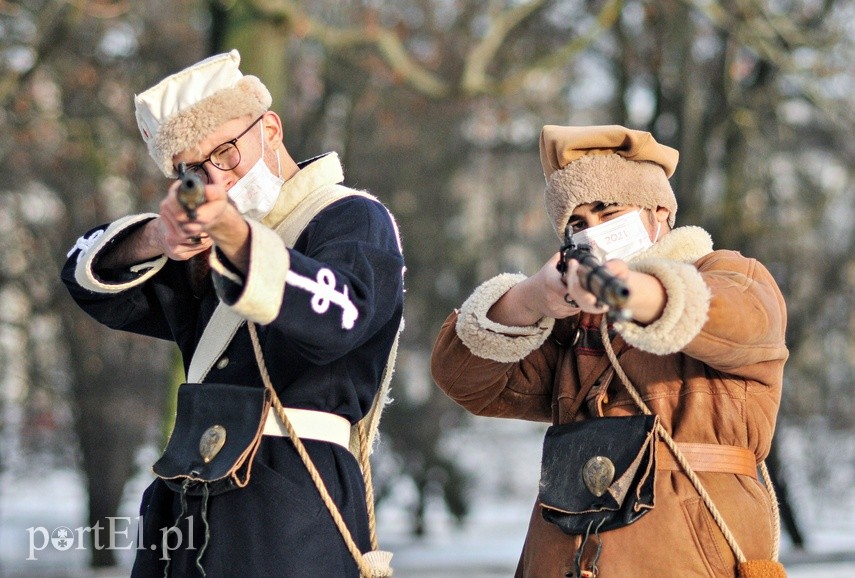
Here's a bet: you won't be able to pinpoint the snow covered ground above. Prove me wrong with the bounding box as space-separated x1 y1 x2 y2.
1 419 853 577
1 469 853 578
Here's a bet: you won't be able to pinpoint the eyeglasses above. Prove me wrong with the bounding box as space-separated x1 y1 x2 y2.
179 115 265 183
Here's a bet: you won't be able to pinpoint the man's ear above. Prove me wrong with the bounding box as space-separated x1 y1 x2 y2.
261 111 284 149
653 206 671 224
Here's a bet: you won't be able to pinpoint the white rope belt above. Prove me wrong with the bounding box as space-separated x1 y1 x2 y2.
262 407 351 449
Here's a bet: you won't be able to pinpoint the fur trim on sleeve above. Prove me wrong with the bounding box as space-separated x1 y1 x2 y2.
455 273 555 363
215 218 289 324
73 213 167 293
615 258 711 354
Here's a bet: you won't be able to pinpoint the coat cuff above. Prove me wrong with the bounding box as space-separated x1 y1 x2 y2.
212 218 289 324
615 258 711 354
72 213 167 294
455 273 555 363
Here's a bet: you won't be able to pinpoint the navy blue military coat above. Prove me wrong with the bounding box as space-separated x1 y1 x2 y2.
62 153 404 577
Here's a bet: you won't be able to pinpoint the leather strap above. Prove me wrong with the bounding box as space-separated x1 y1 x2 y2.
187 305 245 383
657 442 758 479
262 407 351 449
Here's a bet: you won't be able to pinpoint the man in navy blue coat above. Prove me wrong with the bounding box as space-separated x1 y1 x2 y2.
62 50 404 577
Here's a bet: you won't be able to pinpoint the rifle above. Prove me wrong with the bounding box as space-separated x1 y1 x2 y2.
176 162 206 221
556 226 631 321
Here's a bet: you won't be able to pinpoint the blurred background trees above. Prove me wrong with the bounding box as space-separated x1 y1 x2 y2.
0 0 852 569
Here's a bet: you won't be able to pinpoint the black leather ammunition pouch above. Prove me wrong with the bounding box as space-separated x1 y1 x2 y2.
538 415 658 534
153 382 270 496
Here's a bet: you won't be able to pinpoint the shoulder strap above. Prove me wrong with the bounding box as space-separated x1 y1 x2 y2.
274 185 374 244
187 185 367 383
350 319 403 456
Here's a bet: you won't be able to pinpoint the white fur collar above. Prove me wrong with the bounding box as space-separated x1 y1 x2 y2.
629 225 713 265
262 152 345 229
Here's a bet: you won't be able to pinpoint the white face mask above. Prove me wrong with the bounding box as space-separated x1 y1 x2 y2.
571 209 659 262
227 128 284 220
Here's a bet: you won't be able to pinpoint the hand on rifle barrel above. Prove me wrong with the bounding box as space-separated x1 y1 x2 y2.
557 229 631 321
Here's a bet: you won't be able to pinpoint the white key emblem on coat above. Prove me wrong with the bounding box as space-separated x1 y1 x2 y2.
286 267 358 329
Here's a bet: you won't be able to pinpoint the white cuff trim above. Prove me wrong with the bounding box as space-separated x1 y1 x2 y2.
455 273 554 363
615 258 711 355
221 219 288 324
209 250 245 286
73 213 167 294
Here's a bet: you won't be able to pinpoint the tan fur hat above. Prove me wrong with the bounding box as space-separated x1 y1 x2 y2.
540 124 679 238
134 50 272 177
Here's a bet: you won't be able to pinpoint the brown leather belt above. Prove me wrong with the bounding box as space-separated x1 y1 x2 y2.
656 442 758 479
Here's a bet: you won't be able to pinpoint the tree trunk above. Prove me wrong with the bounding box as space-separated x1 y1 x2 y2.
62 305 170 566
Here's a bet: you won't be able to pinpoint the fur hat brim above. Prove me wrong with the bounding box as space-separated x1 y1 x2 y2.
150 76 271 177
133 50 273 177
544 153 677 238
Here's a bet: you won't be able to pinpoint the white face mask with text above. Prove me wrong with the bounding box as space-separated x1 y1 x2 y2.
570 209 659 262
227 129 284 220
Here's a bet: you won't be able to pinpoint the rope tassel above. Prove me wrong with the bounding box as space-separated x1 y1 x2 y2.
362 550 394 577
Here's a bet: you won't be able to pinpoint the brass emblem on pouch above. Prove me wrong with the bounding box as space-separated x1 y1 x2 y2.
199 425 227 463
583 456 615 497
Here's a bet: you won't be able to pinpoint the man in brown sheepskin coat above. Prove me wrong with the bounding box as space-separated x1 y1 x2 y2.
431 125 788 578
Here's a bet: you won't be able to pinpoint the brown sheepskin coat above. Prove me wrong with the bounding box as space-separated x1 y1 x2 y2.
431 226 788 578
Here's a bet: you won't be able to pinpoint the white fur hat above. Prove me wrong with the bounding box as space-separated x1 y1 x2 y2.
134 50 272 177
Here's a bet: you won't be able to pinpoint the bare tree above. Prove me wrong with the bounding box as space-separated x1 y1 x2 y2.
0 0 205 566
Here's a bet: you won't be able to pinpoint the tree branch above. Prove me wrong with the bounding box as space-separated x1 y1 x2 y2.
495 0 623 96
679 0 853 128
250 0 450 97
249 0 623 100
460 0 547 95
66 0 131 20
